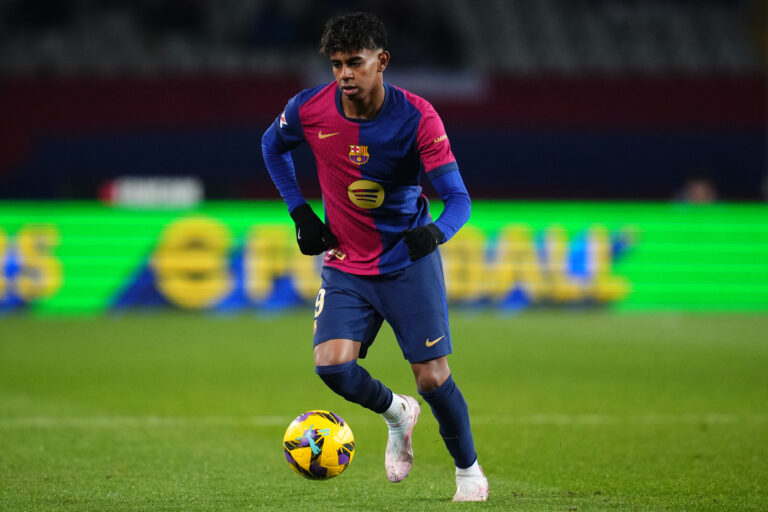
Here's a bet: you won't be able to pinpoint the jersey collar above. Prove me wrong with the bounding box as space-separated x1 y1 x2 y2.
335 82 391 123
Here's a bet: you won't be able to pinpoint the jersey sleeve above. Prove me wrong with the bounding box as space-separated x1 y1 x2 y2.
430 168 471 242
416 104 459 179
261 93 308 212
262 125 306 212
270 93 306 152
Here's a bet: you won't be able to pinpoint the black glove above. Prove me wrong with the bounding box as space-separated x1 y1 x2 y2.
289 203 337 255
401 223 444 261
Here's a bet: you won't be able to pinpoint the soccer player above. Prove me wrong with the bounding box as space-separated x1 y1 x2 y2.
261 12 488 502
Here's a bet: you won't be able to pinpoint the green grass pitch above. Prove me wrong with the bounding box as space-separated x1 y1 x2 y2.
1 311 767 511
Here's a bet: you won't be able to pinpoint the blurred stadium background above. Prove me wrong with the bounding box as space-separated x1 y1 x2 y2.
0 0 766 314
1 2 768 510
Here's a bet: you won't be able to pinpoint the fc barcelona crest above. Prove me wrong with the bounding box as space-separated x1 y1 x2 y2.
348 145 370 165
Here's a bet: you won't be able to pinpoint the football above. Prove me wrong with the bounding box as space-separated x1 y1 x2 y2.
282 410 355 480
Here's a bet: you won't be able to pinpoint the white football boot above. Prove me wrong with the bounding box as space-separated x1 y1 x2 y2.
453 461 489 502
382 394 421 482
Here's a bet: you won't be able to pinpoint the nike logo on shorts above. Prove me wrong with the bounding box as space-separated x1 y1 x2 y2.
425 335 445 347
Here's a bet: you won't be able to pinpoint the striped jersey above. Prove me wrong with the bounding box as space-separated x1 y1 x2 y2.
270 82 458 275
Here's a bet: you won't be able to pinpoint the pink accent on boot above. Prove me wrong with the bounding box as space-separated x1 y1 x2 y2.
452 464 489 502
385 395 420 482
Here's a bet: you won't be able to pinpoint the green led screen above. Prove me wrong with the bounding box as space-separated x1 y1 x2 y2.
1 201 766 314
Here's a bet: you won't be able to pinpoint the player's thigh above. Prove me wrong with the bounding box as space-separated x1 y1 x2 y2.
313 267 384 359
381 251 452 363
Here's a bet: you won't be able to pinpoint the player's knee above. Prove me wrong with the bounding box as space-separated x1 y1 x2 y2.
412 357 451 392
315 360 360 400
313 339 360 366
416 372 449 393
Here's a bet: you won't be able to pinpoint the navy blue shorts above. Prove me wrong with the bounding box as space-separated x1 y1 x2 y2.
313 250 452 363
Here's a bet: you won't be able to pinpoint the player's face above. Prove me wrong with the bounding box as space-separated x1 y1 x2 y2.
330 49 389 101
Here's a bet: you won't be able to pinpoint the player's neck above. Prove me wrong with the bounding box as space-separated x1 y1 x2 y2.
341 83 385 120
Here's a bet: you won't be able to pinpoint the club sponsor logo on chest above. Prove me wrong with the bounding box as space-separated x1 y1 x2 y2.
347 180 384 209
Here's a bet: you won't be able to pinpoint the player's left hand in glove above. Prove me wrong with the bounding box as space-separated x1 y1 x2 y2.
402 223 444 261
290 203 337 255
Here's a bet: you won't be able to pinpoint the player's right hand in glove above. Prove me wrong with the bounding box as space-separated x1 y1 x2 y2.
289 203 337 255
402 223 444 261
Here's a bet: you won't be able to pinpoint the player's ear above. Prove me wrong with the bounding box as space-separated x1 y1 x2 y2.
377 51 390 72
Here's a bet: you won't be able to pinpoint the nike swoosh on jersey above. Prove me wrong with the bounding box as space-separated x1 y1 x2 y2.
425 335 445 347
318 131 340 139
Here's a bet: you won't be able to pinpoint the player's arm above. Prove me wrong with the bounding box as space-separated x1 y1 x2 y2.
401 105 470 261
262 113 337 255
429 169 471 242
402 169 471 261
261 124 305 212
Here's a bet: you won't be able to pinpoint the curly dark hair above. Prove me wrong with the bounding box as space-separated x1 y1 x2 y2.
319 12 387 55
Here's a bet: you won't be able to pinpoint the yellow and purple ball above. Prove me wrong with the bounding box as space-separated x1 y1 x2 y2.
282 410 355 480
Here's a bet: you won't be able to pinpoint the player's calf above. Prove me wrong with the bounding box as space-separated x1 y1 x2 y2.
315 360 392 413
418 375 477 468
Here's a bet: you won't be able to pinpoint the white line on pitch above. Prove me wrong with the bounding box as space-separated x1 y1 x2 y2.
0 413 766 429
471 413 768 425
0 416 287 428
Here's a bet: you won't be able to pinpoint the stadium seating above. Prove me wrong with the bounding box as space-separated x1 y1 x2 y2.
0 0 761 76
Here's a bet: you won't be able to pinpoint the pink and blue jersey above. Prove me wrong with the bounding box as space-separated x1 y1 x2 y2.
262 82 470 275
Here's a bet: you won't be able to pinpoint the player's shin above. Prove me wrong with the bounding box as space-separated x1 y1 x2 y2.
418 374 477 469
315 360 393 413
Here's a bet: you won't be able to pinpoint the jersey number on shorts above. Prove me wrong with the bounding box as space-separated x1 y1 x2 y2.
315 288 326 318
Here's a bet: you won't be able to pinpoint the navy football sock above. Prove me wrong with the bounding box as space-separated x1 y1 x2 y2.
316 360 393 414
419 375 477 469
